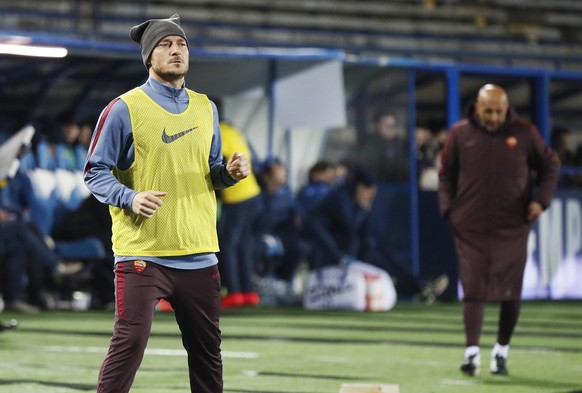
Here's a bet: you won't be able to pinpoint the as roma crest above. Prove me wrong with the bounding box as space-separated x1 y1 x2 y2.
506 136 518 150
134 260 147 273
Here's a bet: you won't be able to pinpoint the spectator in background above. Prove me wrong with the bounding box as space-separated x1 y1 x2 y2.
255 158 309 282
415 126 440 176
434 127 449 151
31 112 83 171
1 210 56 312
1 169 82 312
305 167 448 303
551 126 578 187
53 112 81 170
417 127 449 190
78 118 95 148
214 98 263 308
51 193 114 309
333 162 348 186
349 111 409 183
296 160 337 220
59 112 81 145
76 118 97 169
439 84 560 377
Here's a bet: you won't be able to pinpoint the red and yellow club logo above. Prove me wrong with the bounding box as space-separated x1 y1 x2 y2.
506 136 518 150
134 260 147 273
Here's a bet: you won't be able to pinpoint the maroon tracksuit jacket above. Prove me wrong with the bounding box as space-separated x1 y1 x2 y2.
438 107 560 301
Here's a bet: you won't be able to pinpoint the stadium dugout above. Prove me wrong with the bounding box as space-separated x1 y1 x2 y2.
1 1 582 301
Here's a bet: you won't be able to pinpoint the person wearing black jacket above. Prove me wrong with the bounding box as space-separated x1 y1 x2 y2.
305 167 447 302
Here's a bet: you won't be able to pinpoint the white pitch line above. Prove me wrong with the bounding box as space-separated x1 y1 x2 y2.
222 351 259 359
42 346 106 354
441 379 476 386
40 346 257 358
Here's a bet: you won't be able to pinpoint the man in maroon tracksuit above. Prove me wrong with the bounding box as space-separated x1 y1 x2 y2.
438 84 560 377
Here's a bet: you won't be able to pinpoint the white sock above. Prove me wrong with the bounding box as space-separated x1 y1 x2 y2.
465 345 480 360
492 343 509 358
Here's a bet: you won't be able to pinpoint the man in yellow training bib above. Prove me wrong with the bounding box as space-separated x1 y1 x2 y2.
84 14 250 393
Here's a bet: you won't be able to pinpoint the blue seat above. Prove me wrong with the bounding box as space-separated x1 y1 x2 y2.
74 144 88 171
25 167 105 261
18 151 36 171
36 141 57 170
55 143 77 171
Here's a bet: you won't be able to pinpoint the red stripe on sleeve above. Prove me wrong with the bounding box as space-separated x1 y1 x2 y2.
85 97 121 172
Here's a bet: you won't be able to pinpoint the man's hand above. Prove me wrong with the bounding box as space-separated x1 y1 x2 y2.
226 152 250 181
527 201 543 223
132 190 167 218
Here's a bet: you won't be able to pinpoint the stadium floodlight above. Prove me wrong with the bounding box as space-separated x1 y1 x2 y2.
0 43 67 58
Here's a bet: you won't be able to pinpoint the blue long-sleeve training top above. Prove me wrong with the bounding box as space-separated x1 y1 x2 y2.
84 77 236 269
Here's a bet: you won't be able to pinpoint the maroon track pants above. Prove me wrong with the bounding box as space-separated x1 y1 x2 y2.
97 261 223 393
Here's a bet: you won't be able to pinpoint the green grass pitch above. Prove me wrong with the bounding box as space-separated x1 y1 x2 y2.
0 301 580 392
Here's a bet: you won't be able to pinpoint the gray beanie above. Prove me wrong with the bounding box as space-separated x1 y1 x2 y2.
129 14 189 69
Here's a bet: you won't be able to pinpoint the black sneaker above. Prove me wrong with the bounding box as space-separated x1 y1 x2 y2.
460 353 481 376
491 354 508 376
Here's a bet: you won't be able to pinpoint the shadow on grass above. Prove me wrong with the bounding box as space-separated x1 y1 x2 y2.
225 390 312 393
257 371 365 381
223 370 369 392
484 374 582 392
0 379 95 391
273 321 582 340
18 326 582 354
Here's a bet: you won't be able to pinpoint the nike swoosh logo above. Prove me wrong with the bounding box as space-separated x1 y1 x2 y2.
161 127 198 143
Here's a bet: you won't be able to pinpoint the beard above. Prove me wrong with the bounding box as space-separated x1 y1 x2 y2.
151 62 188 84
479 119 502 133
